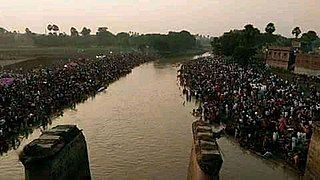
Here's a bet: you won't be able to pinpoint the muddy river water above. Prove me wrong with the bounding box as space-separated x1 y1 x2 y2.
0 56 300 180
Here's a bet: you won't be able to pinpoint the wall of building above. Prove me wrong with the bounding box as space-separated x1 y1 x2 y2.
265 48 290 69
266 59 289 69
296 54 320 70
305 123 320 180
265 47 320 74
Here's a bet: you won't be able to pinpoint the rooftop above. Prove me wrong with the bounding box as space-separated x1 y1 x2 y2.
268 46 292 51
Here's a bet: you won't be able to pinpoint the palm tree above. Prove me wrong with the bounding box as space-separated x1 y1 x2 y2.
81 27 91 36
70 27 79 36
292 27 301 38
52 24 59 35
25 28 32 34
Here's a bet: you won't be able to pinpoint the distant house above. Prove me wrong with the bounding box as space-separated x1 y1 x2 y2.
265 46 295 71
295 53 320 75
265 46 320 75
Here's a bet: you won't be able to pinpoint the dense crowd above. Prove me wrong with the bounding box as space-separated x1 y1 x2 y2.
178 55 320 172
0 53 153 153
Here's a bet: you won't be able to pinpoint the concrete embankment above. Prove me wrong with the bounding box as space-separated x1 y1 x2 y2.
305 122 320 180
188 120 222 180
188 143 220 180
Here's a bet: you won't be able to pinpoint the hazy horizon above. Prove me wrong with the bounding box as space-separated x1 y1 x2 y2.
0 0 319 37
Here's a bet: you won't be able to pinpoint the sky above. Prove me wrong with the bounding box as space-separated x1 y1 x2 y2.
0 0 319 37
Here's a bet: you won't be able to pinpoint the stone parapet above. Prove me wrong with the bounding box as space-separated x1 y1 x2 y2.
19 125 91 180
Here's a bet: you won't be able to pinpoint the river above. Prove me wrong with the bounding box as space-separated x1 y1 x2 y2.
0 56 300 180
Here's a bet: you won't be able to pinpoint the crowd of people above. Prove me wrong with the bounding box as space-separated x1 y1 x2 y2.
178 55 320 172
0 53 153 154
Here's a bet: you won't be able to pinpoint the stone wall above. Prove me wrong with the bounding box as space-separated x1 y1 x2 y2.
19 125 91 180
305 122 320 180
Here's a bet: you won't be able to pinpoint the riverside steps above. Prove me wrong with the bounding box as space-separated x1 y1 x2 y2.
19 125 91 180
188 120 223 180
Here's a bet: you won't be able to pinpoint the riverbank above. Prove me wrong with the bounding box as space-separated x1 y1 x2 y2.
0 53 154 154
158 48 208 58
178 55 318 175
0 46 139 69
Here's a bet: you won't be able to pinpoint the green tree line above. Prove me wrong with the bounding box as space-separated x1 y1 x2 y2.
0 25 201 54
211 23 320 65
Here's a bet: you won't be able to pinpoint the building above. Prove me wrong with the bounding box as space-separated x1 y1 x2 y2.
295 53 320 75
265 46 320 75
265 46 295 70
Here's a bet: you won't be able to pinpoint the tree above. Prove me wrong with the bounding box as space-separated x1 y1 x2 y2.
0 27 7 34
70 27 79 36
233 46 256 66
265 23 276 34
52 24 59 35
59 32 67 37
292 27 301 38
97 27 108 33
116 32 130 46
80 27 91 36
300 30 319 53
210 24 262 65
301 30 318 41
25 28 32 35
211 37 222 55
96 27 115 46
213 30 242 56
166 30 196 51
243 24 260 47
47 24 53 34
